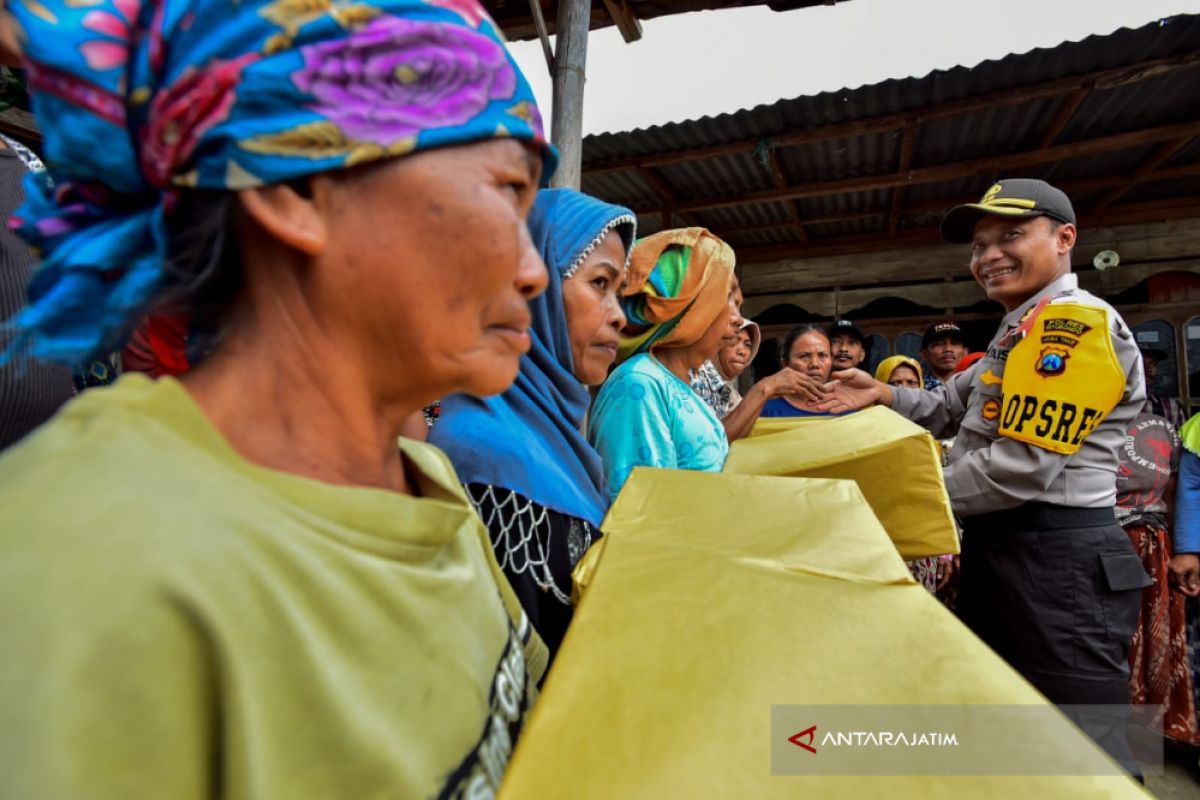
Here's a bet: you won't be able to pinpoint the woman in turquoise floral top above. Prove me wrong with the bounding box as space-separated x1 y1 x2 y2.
588 228 739 502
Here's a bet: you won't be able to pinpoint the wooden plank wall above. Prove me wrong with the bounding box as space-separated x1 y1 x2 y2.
741 216 1200 318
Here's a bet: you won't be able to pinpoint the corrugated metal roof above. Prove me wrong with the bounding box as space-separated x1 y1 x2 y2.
483 0 847 41
579 14 1200 265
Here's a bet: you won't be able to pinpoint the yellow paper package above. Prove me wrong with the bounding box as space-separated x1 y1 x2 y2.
499 469 1146 799
725 405 959 559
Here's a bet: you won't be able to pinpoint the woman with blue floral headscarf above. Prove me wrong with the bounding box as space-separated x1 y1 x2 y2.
0 1 557 796
432 188 635 658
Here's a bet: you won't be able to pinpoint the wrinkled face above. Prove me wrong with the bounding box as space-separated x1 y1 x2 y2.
786 332 832 381
320 139 547 400
562 229 627 386
921 336 966 373
830 333 865 369
691 274 739 363
720 276 745 347
969 215 1074 311
717 329 753 379
887 364 921 389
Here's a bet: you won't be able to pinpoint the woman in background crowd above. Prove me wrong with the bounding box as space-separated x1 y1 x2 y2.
716 317 760 408
588 228 739 502
0 2 556 796
760 324 844 418
689 273 744 419
709 315 828 440
432 188 635 657
875 355 923 390
875 353 958 595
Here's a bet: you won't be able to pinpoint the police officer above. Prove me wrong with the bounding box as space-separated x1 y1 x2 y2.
823 178 1149 775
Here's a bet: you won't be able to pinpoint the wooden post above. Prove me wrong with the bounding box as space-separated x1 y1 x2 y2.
550 0 590 189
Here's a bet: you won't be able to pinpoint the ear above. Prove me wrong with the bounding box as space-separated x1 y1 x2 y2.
0 12 24 67
237 180 328 258
1055 222 1077 254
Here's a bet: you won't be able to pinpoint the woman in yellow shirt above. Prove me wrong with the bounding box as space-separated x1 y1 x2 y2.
0 1 554 796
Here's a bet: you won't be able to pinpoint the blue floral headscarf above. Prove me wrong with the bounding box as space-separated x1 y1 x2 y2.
4 0 556 365
430 189 636 527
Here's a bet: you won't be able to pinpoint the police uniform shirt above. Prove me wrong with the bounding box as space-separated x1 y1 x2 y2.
890 273 1145 517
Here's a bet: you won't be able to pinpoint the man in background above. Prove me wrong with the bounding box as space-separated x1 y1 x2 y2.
827 319 868 371
1139 344 1187 431
919 320 967 388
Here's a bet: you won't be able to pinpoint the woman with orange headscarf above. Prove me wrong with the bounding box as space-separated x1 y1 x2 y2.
588 229 740 502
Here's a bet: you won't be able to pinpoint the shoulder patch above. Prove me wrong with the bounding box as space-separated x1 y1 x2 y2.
999 303 1124 455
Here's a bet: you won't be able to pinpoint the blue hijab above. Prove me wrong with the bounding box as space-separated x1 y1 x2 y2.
430 189 635 527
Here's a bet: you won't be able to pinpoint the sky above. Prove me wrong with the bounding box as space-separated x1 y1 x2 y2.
506 0 1200 136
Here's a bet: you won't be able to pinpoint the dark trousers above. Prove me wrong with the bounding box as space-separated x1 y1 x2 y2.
958 504 1151 776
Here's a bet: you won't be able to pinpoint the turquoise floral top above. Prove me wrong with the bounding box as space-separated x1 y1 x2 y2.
589 353 729 503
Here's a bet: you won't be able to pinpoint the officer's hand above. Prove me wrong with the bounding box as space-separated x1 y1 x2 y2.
1169 554 1200 597
762 368 824 403
816 368 881 413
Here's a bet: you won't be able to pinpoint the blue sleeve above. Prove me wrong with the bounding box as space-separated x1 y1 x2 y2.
1176 450 1200 554
589 369 678 503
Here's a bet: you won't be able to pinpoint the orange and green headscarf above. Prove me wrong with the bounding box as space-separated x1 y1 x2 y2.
617 228 734 363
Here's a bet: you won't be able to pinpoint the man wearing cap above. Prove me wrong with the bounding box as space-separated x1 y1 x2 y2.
920 321 967 389
1139 344 1187 432
823 178 1149 775
827 319 869 372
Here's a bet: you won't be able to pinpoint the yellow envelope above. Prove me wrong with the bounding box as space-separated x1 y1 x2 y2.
500 469 1145 799
725 405 959 559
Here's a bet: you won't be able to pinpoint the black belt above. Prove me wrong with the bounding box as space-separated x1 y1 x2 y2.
962 502 1115 532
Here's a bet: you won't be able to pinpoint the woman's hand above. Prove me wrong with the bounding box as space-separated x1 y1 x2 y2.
1169 554 1200 596
936 555 958 591
762 367 825 403
816 368 886 413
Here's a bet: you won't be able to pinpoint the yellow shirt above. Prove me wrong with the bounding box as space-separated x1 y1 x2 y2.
0 374 546 799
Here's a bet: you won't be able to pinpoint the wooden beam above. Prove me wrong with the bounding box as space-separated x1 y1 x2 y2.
765 145 809 245
549 0 590 189
637 166 696 227
718 210 885 237
742 259 1200 319
635 119 1200 216
1090 136 1195 211
526 0 555 73
735 196 1200 263
887 122 917 235
583 50 1200 175
742 213 1200 295
710 162 1200 241
1038 86 1091 148
637 165 678 202
600 0 642 42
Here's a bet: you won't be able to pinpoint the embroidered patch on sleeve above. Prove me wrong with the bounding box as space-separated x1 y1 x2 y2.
998 303 1124 455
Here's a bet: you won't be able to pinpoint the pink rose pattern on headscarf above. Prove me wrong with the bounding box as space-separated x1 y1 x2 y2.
292 16 516 146
6 0 555 366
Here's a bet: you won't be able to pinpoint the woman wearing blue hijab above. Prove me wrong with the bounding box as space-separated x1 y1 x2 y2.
432 188 635 656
